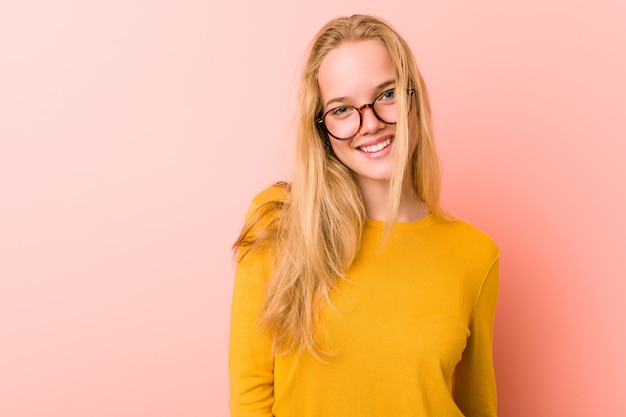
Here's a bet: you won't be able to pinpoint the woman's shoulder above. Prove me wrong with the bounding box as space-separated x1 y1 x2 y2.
241 182 291 230
249 182 290 211
234 183 291 260
434 217 499 260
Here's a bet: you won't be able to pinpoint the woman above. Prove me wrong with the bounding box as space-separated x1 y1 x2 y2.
229 14 499 417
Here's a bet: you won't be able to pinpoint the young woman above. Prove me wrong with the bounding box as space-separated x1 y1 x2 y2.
229 14 499 417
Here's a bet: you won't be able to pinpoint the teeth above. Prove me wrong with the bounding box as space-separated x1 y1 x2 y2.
360 138 391 153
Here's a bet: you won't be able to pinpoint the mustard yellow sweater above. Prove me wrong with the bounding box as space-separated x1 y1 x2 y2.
230 186 499 417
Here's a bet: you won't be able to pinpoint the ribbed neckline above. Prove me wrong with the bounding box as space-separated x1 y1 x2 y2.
364 213 437 230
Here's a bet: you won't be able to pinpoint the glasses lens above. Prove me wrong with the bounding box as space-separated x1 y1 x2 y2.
323 108 360 140
373 90 397 123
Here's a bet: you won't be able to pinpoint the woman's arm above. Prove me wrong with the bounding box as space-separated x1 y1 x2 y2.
230 187 288 416
229 249 275 416
454 257 500 417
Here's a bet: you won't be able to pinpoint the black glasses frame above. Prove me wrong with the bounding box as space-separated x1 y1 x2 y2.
316 88 416 140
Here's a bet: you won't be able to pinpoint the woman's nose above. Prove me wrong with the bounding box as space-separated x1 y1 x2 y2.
358 105 385 136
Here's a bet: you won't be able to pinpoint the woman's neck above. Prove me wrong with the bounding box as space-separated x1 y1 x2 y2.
357 178 429 222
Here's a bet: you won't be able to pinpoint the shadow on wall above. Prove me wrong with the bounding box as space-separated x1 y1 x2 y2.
491 195 607 417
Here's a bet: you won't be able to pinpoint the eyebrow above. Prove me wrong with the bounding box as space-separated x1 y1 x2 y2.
324 79 396 109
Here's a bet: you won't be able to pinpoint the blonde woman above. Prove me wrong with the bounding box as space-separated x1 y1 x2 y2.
230 14 499 417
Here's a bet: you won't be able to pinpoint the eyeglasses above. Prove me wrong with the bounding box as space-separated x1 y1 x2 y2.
317 88 416 140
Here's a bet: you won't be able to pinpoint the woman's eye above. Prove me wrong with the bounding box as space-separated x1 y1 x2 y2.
380 89 395 100
331 107 351 116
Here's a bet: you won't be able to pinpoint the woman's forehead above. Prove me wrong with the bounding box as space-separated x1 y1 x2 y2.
318 40 395 103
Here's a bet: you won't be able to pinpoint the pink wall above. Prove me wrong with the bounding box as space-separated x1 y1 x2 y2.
1 1 624 416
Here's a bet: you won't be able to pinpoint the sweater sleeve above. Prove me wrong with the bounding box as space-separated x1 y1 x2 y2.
229 250 275 416
454 256 500 417
229 200 277 416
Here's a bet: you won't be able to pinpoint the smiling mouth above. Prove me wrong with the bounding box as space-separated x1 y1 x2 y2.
358 137 393 153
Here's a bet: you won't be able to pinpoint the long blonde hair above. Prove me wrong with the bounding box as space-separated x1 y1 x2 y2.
234 14 445 359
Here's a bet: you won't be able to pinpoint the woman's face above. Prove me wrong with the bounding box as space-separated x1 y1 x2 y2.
317 40 398 189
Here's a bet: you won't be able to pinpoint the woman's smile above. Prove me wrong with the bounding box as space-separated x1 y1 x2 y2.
355 135 394 155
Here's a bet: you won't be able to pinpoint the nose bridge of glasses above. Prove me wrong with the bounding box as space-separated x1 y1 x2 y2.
357 102 375 114
357 102 378 120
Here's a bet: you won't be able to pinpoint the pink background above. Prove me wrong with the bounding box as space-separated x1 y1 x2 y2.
1 1 625 416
